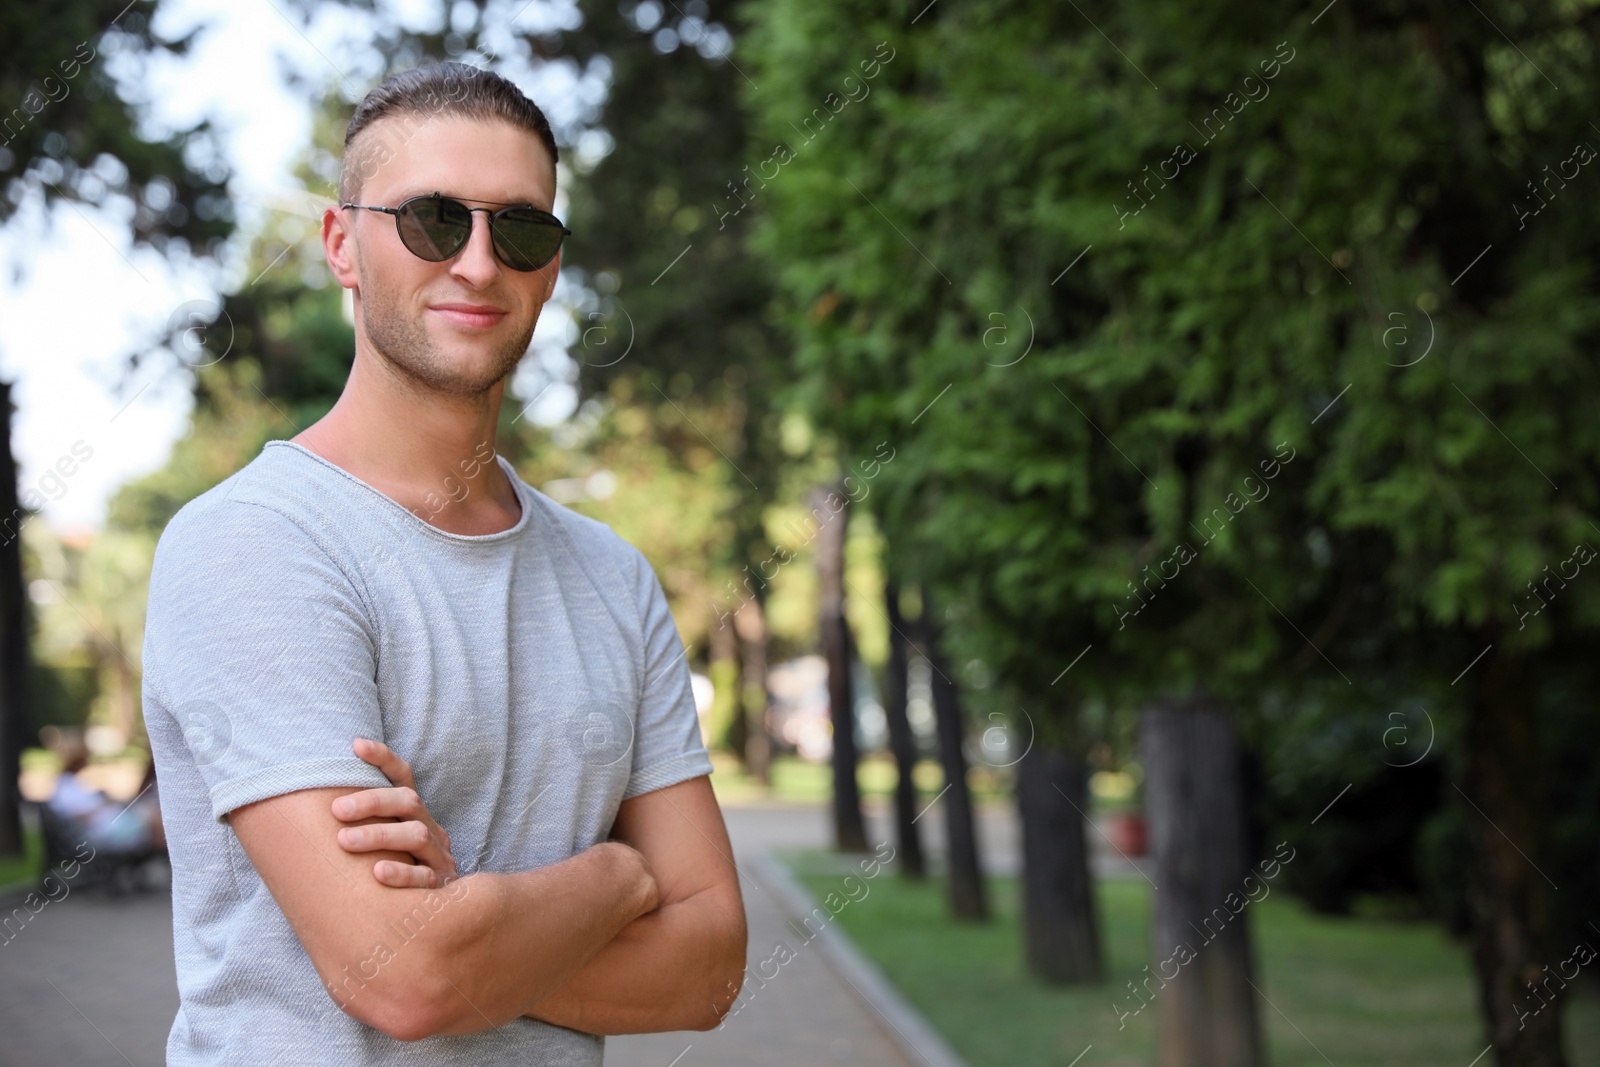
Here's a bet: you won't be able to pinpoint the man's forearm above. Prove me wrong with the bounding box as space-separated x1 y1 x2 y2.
521 886 746 1035
395 840 656 1038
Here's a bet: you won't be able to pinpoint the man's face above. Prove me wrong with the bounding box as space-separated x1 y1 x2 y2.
327 115 559 398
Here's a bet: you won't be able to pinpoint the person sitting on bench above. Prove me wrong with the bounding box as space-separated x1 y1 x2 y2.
44 733 165 857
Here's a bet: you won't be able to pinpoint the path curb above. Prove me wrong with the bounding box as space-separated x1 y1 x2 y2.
748 850 972 1067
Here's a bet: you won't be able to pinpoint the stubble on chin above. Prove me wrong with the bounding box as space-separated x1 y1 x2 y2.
359 275 537 398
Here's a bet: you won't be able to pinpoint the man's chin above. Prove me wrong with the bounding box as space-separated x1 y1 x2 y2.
426 339 530 389
363 308 532 395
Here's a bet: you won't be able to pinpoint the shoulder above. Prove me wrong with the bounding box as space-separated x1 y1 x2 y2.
153 442 382 575
143 450 378 693
153 449 319 572
513 479 673 639
148 446 369 626
520 478 653 583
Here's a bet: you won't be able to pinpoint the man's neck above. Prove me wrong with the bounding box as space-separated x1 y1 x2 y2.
292 351 523 536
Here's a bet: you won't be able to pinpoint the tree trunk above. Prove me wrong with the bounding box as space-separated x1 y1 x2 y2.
1141 695 1262 1067
734 595 772 787
883 581 925 878
921 596 988 920
1017 739 1102 983
1464 645 1566 1067
708 609 742 754
0 380 27 856
815 483 867 852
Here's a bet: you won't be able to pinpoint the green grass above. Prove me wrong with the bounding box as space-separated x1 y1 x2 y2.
0 823 43 893
786 852 1600 1067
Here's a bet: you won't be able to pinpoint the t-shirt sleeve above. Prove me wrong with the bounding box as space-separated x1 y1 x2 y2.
622 547 715 799
143 498 391 823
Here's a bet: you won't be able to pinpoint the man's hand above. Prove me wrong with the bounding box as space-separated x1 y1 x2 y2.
232 786 658 1040
521 775 745 1034
333 737 457 888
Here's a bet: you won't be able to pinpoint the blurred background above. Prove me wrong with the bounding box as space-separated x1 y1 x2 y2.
1 1 1598 1066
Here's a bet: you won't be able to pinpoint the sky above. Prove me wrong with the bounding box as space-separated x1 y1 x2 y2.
0 0 600 534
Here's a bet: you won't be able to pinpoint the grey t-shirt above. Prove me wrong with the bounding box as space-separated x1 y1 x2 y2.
141 439 713 1066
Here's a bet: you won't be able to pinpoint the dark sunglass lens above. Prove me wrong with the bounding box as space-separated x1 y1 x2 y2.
396 197 472 261
491 209 563 271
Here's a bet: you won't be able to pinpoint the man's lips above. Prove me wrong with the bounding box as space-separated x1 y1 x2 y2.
428 303 509 329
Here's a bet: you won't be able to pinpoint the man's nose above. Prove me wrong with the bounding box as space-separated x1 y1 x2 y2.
450 210 502 284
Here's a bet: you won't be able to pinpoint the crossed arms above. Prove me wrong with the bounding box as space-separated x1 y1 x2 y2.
227 740 747 1042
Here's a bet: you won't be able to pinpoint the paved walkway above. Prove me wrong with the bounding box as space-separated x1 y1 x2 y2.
0 796 1063 1067
606 799 998 1067
0 852 176 1067
606 802 922 1067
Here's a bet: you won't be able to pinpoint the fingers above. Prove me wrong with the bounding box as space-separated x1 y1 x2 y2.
331 785 454 862
337 819 435 855
371 859 444 890
331 785 425 823
352 737 415 791
337 816 459 882
340 821 459 882
333 749 461 889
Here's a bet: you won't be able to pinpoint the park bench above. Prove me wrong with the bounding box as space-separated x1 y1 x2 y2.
29 800 164 896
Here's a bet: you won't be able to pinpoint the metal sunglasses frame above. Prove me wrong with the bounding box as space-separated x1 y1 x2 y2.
339 191 571 272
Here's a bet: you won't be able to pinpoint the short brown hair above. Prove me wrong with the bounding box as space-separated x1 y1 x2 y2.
339 62 559 204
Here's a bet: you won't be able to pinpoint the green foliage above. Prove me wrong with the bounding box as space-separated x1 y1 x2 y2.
24 519 157 742
743 0 1600 720
0 0 233 256
4 0 247 746
28 659 96 734
106 360 291 535
556 0 803 614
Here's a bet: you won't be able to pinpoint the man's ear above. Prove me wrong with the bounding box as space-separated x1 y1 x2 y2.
323 205 360 289
542 248 561 302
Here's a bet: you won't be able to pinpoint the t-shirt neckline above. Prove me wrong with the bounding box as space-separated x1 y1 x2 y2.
264 439 533 544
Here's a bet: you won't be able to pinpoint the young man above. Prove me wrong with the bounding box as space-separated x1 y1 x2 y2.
142 62 746 1065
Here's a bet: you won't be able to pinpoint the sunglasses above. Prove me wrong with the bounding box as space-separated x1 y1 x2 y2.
340 192 571 272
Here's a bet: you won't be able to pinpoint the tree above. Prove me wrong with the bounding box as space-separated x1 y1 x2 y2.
742 0 1118 981
0 1 232 246
815 481 867 851
1141 697 1261 1064
0 0 235 858
746 1 1600 1062
561 0 792 777
0 383 32 858
1017 724 1103 983
919 599 988 921
882 580 925 878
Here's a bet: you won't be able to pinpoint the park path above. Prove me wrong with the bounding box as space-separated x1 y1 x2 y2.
0 795 1045 1067
604 797 1022 1067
